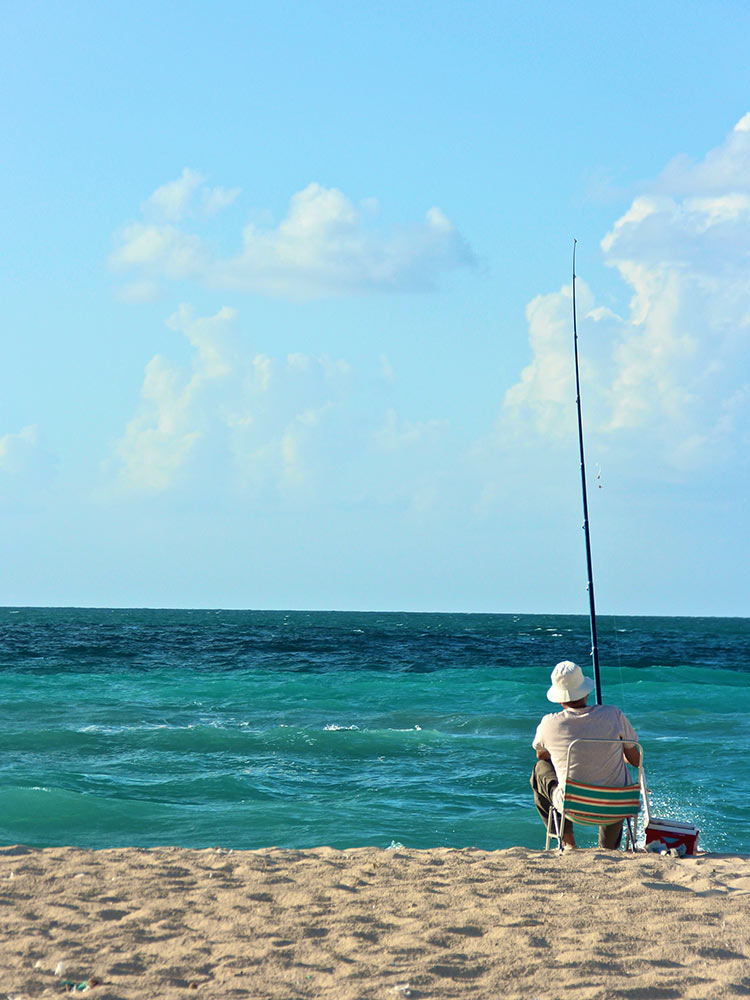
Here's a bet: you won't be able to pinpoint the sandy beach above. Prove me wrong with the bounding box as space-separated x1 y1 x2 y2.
2 845 749 999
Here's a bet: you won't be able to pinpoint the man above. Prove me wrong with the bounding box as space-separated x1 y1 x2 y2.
531 660 640 849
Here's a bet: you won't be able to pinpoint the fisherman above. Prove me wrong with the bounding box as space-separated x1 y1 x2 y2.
531 660 640 849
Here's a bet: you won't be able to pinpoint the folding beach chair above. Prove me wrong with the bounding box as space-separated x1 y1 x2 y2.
545 738 644 851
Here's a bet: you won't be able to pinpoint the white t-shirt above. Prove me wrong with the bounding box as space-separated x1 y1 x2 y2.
532 704 638 801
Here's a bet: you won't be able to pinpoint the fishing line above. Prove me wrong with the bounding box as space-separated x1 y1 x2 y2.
590 456 629 712
610 611 631 715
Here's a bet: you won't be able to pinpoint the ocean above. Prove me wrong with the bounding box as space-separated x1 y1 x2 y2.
1 608 747 854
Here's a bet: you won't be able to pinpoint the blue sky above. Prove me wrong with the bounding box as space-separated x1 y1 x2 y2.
2 0 749 614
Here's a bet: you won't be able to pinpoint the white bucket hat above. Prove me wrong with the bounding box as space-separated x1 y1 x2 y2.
547 660 595 703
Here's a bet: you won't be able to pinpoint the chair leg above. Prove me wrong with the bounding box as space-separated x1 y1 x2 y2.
546 809 563 851
546 807 560 849
625 817 635 851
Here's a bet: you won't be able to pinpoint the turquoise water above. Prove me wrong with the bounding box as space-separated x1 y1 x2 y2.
1 608 747 853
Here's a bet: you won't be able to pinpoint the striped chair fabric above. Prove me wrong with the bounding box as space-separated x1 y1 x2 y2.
562 779 641 825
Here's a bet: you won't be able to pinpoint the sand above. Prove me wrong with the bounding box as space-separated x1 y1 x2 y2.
1 844 749 999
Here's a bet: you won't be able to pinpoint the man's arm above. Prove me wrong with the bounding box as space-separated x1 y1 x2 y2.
618 711 640 767
623 744 640 766
536 748 551 761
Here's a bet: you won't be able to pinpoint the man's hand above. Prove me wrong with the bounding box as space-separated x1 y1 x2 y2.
536 748 551 761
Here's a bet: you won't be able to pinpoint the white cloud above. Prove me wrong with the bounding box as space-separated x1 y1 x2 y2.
499 115 750 471
373 409 448 452
111 177 474 300
110 222 207 278
111 306 458 511
147 167 205 222
380 354 397 385
113 306 359 498
115 279 162 304
202 185 241 216
503 282 583 439
0 425 56 498
144 167 241 223
0 425 39 471
655 113 750 196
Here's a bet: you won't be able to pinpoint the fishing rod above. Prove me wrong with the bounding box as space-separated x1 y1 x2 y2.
572 240 603 705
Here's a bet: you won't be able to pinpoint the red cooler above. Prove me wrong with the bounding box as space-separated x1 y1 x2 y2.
645 819 700 855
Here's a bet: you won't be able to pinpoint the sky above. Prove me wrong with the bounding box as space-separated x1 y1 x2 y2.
1 0 749 615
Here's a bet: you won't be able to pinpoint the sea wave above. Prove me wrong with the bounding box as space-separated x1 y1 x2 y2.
0 609 747 853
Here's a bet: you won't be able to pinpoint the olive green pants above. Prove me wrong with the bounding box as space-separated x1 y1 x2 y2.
530 759 623 849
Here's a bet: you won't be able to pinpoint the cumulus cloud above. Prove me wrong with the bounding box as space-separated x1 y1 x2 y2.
202 185 242 216
146 168 205 222
373 409 448 452
115 279 162 304
111 306 458 511
502 278 598 439
220 185 473 297
110 222 207 278
499 115 750 471
144 167 241 222
0 425 56 499
111 175 474 300
656 113 750 196
114 306 355 498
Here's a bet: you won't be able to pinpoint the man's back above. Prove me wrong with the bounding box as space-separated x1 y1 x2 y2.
533 703 637 788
